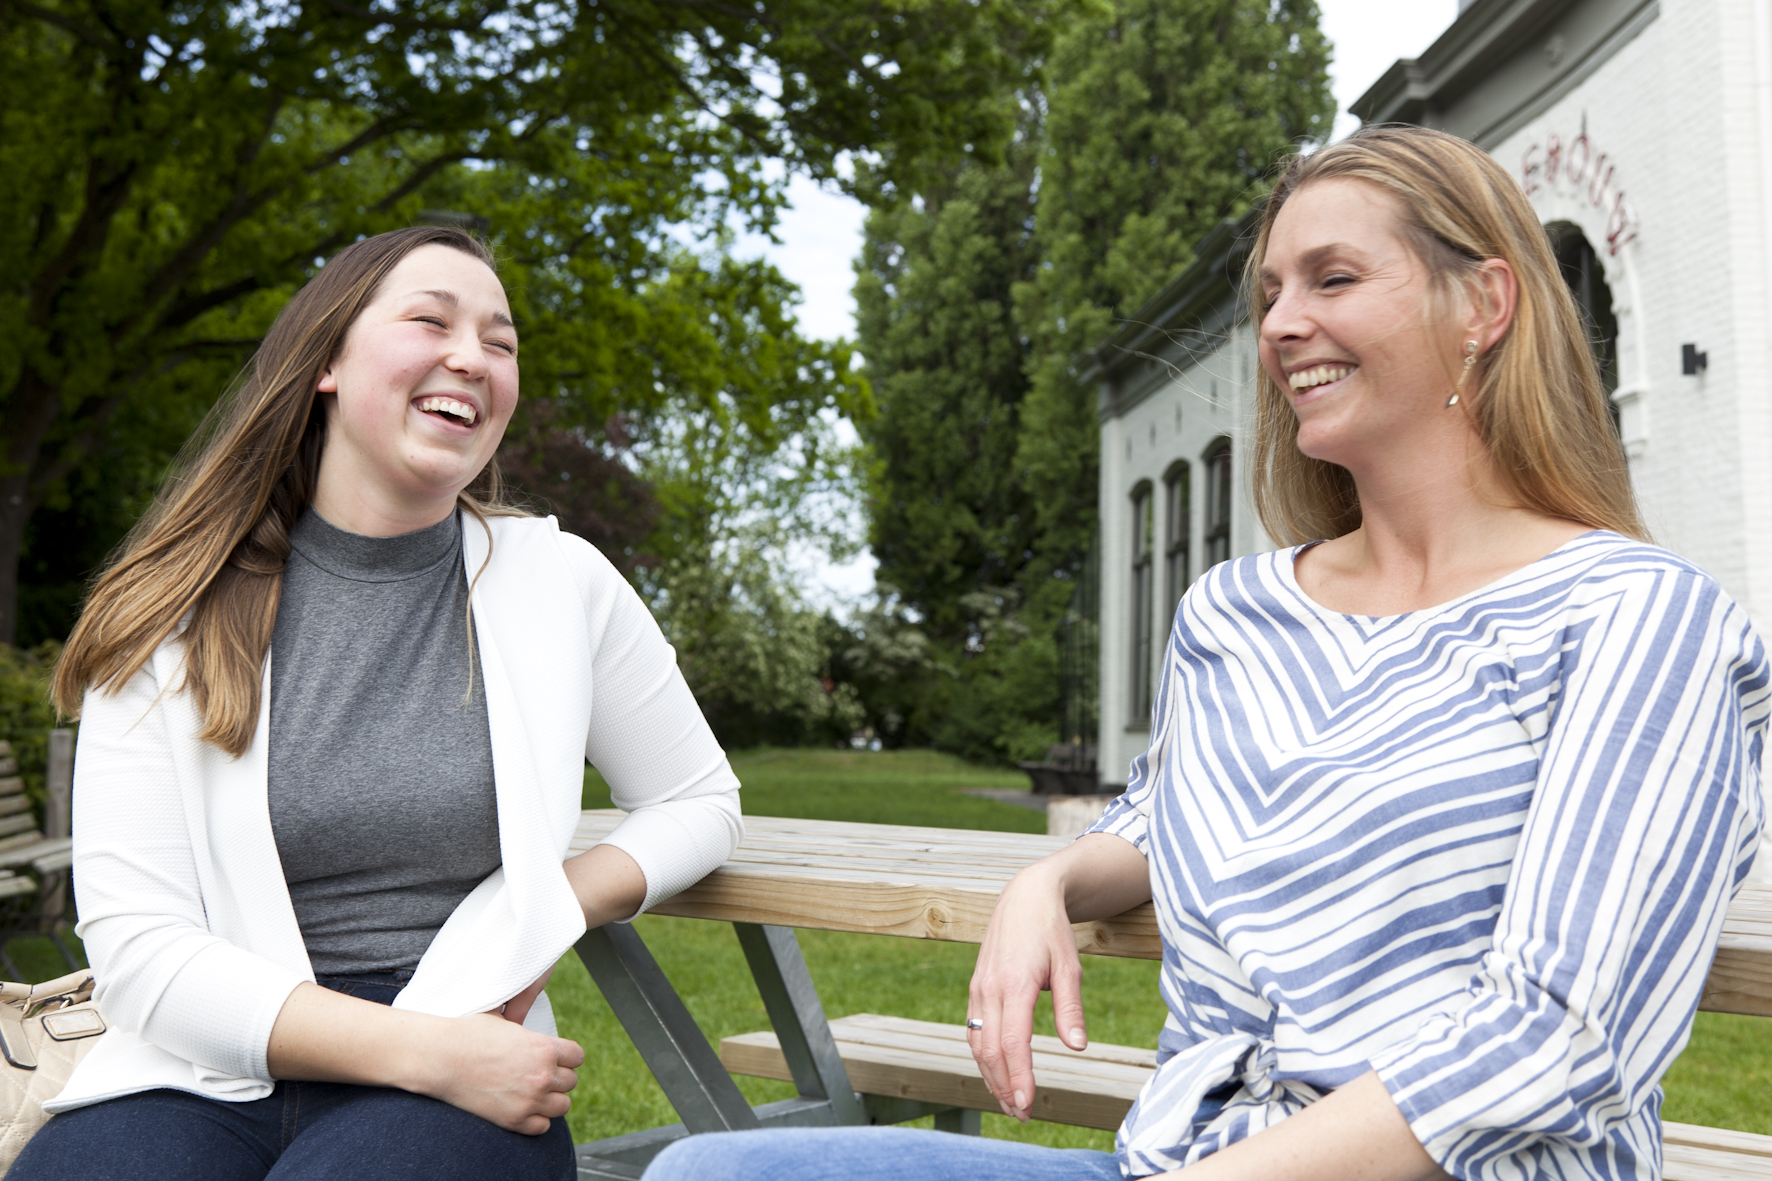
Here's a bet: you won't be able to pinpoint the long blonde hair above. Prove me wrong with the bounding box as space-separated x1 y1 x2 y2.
1246 125 1645 545
54 227 523 755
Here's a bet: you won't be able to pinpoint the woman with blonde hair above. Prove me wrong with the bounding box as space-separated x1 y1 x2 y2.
9 226 742 1180
643 125 1768 1181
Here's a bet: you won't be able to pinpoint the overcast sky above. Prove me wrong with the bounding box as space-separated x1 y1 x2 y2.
751 0 1463 604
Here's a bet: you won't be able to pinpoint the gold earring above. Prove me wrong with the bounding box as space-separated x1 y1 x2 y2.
1447 340 1479 408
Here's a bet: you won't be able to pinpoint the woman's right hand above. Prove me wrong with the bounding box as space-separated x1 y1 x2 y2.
968 862 1089 1123
967 832 1153 1124
422 1011 584 1135
268 980 583 1136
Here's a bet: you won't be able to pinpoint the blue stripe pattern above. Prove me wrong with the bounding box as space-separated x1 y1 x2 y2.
1087 532 1769 1180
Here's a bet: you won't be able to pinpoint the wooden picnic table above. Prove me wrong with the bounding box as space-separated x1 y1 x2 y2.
569 809 1772 1180
570 809 1772 1019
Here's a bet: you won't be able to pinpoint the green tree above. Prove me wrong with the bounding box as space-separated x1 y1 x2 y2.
823 598 936 746
856 0 1334 761
1016 0 1335 567
855 136 1042 643
853 131 1057 761
0 0 1063 644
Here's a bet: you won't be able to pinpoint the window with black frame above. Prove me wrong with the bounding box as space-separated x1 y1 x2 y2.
1204 441 1232 570
1548 223 1620 435
1164 462 1190 621
1129 482 1155 725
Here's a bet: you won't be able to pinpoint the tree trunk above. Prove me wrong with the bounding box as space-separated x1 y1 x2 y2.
0 476 31 648
0 370 75 648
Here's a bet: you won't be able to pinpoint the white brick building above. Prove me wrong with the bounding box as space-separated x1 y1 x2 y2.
1086 0 1772 787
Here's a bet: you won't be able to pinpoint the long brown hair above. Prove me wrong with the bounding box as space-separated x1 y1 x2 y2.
1245 125 1646 545
54 226 523 755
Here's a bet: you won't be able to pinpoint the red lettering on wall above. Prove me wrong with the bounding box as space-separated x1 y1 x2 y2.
1566 134 1591 187
1606 191 1639 253
1587 157 1612 207
1518 129 1639 255
1521 144 1543 195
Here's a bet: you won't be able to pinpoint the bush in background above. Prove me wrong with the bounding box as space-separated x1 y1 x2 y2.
0 643 63 821
650 543 866 751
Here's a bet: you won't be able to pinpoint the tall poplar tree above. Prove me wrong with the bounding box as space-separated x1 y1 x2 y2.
854 135 1047 755
856 0 1334 760
1016 0 1336 570
856 141 1042 643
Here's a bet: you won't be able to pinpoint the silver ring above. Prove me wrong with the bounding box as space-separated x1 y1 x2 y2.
966 1018 985 1031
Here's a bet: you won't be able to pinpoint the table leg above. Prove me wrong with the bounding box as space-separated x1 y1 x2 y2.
934 1107 983 1135
574 923 761 1135
862 1095 986 1137
574 922 868 1177
732 923 866 1126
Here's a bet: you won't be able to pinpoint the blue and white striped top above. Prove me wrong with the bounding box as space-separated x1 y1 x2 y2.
1087 531 1770 1181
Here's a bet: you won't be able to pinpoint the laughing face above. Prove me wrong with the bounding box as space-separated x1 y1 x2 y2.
314 243 519 532
1257 178 1471 472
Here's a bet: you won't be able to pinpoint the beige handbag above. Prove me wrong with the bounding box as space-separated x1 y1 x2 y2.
0 969 106 1170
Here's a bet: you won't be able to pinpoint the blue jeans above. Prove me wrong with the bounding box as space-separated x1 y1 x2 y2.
6 970 576 1181
641 1127 1124 1181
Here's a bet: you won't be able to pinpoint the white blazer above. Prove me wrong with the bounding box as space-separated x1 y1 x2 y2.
48 515 743 1113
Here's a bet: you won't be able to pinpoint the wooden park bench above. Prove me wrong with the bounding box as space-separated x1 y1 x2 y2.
568 810 1772 1181
0 733 77 979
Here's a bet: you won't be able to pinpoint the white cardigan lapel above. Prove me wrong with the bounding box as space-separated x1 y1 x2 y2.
160 647 311 979
392 516 588 1019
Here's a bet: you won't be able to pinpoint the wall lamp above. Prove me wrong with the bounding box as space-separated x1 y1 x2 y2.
1682 344 1709 376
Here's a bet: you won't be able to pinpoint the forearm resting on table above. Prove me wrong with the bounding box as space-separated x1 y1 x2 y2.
564 842 648 928
1156 1071 1449 1181
1022 844 1444 1181
1023 831 1153 919
1000 843 1446 1181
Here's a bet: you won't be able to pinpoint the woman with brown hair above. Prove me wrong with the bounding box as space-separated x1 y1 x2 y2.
642 126 1768 1181
8 227 742 1180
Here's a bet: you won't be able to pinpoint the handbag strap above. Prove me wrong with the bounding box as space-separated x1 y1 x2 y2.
0 969 93 1013
0 968 96 1070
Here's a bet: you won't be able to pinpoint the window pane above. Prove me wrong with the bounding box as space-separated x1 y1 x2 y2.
1164 465 1189 615
1204 443 1231 569
1166 467 1189 545
1213 451 1232 528
1130 486 1154 722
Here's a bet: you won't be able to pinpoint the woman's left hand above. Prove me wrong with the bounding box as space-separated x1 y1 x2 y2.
498 963 555 1025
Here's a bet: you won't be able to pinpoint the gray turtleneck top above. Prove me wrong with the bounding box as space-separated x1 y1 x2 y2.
267 508 502 975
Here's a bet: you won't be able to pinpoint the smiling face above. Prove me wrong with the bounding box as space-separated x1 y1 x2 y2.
313 243 519 535
1257 178 1473 473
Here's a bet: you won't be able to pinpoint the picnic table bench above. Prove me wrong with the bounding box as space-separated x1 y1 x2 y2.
566 810 1772 1181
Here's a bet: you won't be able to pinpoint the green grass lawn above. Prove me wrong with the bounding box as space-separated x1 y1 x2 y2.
581 745 1049 833
1662 1013 1772 1133
16 745 1769 1150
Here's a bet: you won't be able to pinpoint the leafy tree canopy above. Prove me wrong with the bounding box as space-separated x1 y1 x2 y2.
0 0 1066 643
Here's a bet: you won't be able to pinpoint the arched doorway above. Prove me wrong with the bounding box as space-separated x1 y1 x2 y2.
1547 222 1620 431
